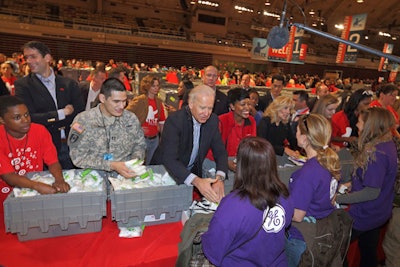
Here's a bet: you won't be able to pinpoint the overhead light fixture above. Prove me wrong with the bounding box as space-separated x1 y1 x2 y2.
309 9 315 15
379 31 391 37
263 11 280 18
365 36 369 39
312 21 317 27
265 0 271 6
235 5 253 13
197 0 219 7
357 0 364 3
335 24 344 30
393 36 397 40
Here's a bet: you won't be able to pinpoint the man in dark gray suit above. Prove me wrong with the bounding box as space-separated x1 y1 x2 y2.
15 41 84 169
151 85 228 203
79 68 107 110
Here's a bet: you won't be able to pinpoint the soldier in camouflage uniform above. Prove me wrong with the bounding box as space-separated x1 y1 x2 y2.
68 78 146 178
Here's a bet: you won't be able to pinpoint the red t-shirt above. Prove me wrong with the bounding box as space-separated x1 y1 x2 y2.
331 110 350 148
141 98 166 137
207 112 257 159
0 123 58 201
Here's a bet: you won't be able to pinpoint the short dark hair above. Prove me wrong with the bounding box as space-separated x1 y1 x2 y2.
100 78 126 98
271 74 285 85
0 95 25 117
108 67 125 79
22 41 51 57
293 90 309 102
90 68 106 78
248 88 260 96
227 88 249 105
376 83 398 98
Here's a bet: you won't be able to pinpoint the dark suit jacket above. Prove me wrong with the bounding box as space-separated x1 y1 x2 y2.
213 90 229 115
15 73 84 151
151 106 228 184
79 81 90 107
257 116 297 156
258 92 274 113
0 79 9 96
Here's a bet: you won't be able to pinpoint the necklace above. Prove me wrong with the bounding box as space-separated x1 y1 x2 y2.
5 132 29 170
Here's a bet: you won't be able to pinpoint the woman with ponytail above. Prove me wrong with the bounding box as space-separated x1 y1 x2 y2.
285 113 341 266
336 107 397 267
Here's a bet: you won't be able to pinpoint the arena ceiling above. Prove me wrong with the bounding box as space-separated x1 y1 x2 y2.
128 0 400 57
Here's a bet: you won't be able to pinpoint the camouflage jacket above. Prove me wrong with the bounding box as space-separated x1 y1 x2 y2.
68 105 146 171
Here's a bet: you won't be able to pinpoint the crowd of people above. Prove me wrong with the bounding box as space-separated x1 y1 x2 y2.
0 40 399 266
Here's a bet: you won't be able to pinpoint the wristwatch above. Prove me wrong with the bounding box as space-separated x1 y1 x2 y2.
216 175 226 182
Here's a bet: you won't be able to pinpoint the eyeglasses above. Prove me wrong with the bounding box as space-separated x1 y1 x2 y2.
302 114 309 132
362 90 374 96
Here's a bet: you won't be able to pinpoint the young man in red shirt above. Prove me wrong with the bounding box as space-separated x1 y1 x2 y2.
0 96 70 203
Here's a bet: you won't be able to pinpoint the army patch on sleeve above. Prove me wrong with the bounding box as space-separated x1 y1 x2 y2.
69 133 79 143
71 122 85 134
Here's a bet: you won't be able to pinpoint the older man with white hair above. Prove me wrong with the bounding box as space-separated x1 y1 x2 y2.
151 84 228 202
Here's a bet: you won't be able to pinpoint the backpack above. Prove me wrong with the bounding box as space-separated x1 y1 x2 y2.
176 213 214 267
294 209 353 267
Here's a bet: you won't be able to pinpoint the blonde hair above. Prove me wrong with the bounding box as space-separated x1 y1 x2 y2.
264 95 294 124
354 107 395 174
298 114 341 180
312 94 339 117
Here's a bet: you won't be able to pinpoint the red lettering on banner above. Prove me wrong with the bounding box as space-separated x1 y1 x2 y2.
300 44 307 60
336 16 352 63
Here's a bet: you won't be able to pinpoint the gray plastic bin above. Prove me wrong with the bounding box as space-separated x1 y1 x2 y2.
3 170 107 241
110 165 193 227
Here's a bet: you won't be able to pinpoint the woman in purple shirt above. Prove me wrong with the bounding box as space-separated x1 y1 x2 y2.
202 137 293 266
336 107 397 267
286 113 341 266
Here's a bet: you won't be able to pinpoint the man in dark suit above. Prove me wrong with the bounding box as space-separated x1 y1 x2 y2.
15 41 84 169
0 79 9 96
79 68 107 110
202 65 229 115
151 85 228 203
181 66 229 114
258 74 285 112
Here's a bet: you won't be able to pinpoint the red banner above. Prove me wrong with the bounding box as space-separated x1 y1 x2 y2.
267 26 305 64
378 43 394 72
336 13 367 63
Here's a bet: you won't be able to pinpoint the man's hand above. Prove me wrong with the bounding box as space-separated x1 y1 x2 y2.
211 179 225 201
228 159 237 172
192 177 220 203
110 161 137 178
33 182 57 194
64 104 74 116
52 180 70 193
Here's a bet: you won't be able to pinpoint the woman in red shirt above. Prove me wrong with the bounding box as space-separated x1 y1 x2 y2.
331 88 373 148
370 84 400 137
206 88 256 172
126 75 166 164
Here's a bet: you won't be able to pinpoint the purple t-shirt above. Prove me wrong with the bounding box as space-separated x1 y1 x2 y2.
289 157 336 219
349 141 397 231
202 191 293 267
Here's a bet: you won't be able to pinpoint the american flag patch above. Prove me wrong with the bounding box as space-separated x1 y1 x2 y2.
71 122 85 134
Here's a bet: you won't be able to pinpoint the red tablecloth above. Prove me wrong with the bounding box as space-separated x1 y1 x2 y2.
0 201 183 267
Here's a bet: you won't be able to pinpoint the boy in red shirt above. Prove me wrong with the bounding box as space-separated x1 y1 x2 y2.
0 96 70 203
